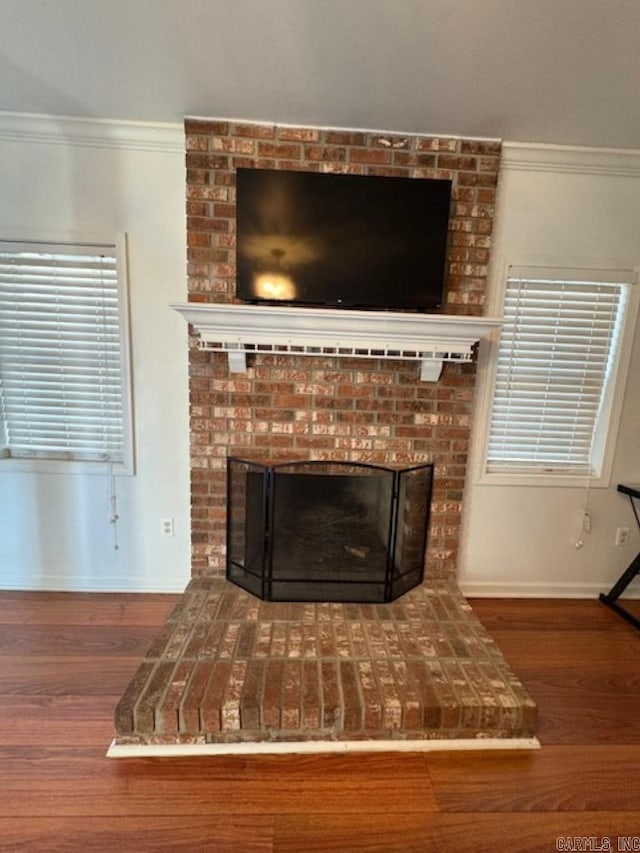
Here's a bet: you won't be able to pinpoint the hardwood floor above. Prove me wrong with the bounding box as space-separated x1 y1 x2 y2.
0 591 638 852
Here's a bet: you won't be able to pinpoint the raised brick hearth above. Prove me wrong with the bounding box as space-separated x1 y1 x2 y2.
114 576 537 746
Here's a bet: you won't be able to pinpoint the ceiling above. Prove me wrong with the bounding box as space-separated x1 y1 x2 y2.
2 0 640 150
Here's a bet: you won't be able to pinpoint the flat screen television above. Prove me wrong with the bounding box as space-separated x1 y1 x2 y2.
235 168 451 312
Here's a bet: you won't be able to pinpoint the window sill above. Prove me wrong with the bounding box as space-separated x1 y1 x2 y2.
476 470 610 489
0 457 134 476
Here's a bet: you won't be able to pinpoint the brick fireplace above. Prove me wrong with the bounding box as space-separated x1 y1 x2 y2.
184 119 500 581
111 124 541 751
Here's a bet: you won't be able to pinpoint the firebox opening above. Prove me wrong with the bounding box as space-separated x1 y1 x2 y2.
227 458 433 603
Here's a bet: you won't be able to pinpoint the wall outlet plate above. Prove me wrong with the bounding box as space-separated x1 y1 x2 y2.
615 526 630 547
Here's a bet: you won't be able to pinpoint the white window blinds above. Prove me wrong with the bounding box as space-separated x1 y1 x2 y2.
486 267 630 475
0 239 131 465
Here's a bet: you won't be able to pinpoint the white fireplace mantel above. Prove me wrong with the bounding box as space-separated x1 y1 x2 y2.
171 302 502 381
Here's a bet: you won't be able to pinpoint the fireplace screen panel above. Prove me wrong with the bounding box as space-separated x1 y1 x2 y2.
226 459 268 600
227 458 433 603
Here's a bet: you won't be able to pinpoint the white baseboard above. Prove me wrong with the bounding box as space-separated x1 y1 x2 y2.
2 574 638 598
459 580 640 599
107 736 540 758
0 572 188 594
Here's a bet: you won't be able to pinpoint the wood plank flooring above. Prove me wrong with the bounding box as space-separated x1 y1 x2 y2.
0 591 638 852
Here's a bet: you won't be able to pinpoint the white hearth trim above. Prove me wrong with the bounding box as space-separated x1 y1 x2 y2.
107 736 540 758
171 302 501 381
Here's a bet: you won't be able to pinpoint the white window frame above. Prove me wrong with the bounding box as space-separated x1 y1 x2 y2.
0 229 135 475
475 257 639 488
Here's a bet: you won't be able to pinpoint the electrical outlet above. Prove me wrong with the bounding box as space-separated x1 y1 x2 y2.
161 518 175 537
615 526 629 547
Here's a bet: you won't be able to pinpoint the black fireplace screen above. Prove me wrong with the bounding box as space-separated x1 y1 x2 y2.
226 457 434 603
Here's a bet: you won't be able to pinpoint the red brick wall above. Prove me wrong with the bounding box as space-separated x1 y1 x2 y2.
185 120 500 579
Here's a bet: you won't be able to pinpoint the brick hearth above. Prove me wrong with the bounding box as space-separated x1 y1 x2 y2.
114 577 537 745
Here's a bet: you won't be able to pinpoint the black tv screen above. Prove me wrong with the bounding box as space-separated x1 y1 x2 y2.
235 168 451 312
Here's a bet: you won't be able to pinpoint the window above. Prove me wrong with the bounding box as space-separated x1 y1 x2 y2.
482 264 638 485
0 235 133 473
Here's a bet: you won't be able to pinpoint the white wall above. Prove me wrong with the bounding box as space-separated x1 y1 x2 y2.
0 114 190 592
459 143 640 597
3 119 639 598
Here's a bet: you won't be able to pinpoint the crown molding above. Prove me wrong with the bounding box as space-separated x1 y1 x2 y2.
0 111 183 154
503 141 640 177
6 112 639 174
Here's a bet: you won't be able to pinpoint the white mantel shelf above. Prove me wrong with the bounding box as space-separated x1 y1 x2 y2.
171 302 502 381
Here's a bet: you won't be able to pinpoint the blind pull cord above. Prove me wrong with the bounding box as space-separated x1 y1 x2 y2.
108 461 120 551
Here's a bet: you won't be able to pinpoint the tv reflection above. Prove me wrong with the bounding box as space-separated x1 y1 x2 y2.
247 243 302 300
253 270 296 300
